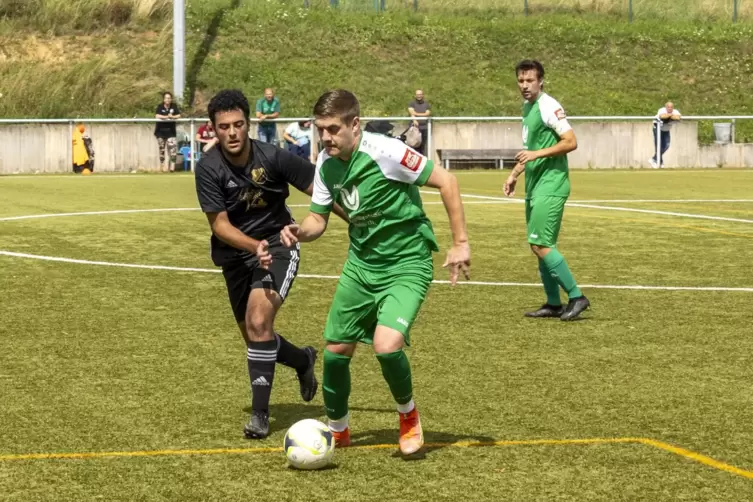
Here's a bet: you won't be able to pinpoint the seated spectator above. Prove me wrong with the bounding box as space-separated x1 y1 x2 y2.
196 120 217 152
283 120 313 160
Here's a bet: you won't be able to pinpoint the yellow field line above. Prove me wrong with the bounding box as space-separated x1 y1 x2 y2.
638 438 753 480
0 437 640 461
2 437 751 480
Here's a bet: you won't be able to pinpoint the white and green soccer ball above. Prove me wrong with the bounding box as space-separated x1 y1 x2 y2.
284 419 335 470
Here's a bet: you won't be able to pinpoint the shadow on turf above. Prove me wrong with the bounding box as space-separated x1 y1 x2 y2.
351 429 497 461
243 404 396 434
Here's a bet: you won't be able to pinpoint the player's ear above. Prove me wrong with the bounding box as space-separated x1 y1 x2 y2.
351 116 361 132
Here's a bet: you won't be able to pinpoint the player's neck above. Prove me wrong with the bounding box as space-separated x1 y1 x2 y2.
526 90 543 104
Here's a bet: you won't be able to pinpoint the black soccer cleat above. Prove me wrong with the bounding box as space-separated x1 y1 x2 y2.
244 410 270 439
560 296 590 321
297 346 318 403
525 304 565 318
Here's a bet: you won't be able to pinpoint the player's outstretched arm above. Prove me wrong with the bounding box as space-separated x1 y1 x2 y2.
206 211 272 268
424 166 470 285
281 212 329 247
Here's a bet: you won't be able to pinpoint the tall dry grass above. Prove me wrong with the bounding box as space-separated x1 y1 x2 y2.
0 0 171 30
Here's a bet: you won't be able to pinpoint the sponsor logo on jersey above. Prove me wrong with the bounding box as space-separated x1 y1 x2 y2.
341 185 360 211
554 108 566 120
522 125 529 146
397 317 410 328
240 188 267 210
226 179 238 188
400 149 422 172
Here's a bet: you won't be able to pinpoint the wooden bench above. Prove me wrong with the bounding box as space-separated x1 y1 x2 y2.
436 148 519 170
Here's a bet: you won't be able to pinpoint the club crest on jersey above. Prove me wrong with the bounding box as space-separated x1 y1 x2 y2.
250 167 267 185
340 185 360 211
400 150 421 172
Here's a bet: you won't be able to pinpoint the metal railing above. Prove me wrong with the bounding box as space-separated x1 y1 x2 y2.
304 0 745 23
1 115 750 172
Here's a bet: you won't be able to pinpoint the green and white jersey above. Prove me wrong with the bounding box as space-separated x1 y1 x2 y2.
310 131 439 269
522 92 572 199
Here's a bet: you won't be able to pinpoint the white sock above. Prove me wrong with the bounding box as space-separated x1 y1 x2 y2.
328 413 349 432
397 399 415 414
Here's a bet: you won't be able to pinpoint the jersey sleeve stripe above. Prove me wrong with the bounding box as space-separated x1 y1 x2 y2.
415 159 434 186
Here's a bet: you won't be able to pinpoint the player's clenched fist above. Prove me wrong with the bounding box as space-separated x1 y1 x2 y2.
503 174 517 197
280 224 300 247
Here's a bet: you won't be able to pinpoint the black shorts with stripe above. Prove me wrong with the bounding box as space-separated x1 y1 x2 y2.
221 235 300 323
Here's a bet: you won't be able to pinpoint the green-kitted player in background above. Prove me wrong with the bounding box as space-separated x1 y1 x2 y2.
504 60 590 321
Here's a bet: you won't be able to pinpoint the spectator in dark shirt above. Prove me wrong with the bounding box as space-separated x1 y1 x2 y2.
408 89 432 155
154 92 181 172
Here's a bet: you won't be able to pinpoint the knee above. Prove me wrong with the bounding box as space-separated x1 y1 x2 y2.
530 244 549 259
372 329 405 354
244 310 274 342
326 342 356 358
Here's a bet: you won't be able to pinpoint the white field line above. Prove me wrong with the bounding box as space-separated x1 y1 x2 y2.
1 250 752 292
0 201 525 223
419 191 753 224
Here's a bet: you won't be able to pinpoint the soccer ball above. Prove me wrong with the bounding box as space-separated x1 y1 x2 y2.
284 419 335 470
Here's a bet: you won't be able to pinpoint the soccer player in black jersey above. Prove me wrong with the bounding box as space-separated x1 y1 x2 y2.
195 89 336 439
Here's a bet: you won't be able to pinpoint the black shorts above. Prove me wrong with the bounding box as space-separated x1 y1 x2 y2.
221 237 300 323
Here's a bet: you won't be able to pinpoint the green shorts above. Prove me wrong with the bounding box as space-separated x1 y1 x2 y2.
322 259 433 346
525 196 567 248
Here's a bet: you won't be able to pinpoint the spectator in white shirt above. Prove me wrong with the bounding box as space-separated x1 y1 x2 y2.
283 120 313 160
650 102 681 168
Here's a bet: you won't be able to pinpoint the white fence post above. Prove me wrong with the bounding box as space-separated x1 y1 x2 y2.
427 117 433 162
654 118 664 167
190 118 196 172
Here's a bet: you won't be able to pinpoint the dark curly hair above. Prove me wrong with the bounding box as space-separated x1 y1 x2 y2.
208 89 250 124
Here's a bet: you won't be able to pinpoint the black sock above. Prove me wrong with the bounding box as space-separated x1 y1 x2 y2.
247 340 277 413
275 333 309 375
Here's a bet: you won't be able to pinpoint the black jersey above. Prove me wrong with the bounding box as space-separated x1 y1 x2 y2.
195 139 314 266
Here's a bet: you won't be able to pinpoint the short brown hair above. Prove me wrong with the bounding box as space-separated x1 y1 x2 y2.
313 89 360 123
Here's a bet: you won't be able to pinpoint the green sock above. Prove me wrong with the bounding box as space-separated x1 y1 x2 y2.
538 259 562 306
375 350 413 405
542 249 582 299
323 349 351 420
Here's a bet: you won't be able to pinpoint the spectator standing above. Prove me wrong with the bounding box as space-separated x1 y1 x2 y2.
256 88 281 145
283 120 313 160
196 120 218 152
408 89 432 155
154 91 181 172
649 101 681 169
72 123 93 174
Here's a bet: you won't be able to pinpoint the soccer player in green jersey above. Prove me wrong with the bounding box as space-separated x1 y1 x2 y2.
503 60 590 321
274 89 470 455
